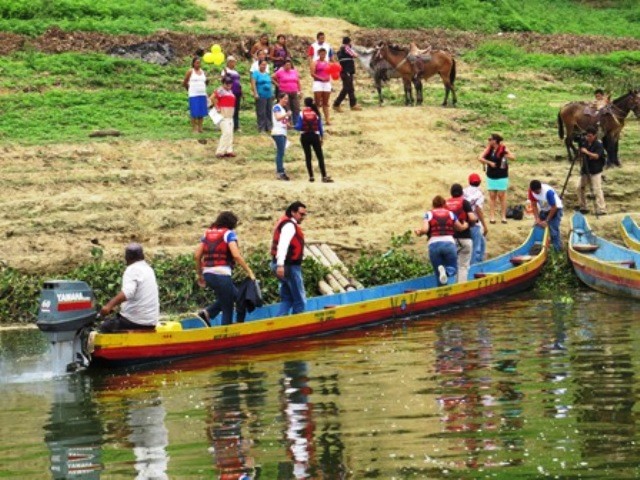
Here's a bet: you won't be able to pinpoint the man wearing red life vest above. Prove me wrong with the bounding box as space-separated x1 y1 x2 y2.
271 201 308 315
415 196 468 286
446 183 477 282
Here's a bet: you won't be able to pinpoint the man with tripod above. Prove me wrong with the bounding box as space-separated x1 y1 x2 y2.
577 126 607 216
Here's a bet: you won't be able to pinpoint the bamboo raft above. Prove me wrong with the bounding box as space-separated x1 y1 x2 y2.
304 243 365 294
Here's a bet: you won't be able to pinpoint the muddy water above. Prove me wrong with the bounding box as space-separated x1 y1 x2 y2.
1 291 639 479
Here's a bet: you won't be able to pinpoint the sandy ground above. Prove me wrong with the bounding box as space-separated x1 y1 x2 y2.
1 2 638 273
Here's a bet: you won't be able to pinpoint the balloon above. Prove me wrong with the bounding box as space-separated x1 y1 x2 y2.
210 44 222 53
329 62 341 80
202 52 216 64
212 52 226 66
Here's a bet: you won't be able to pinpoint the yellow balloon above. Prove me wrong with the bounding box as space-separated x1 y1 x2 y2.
212 52 226 66
202 52 215 64
210 44 222 53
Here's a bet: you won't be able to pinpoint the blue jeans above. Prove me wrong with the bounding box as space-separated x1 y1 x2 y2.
271 262 306 315
470 224 486 264
272 135 287 174
203 273 237 325
428 241 458 286
541 209 563 251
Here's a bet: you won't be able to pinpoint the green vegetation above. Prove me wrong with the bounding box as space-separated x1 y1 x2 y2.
0 0 205 36
239 0 640 38
0 52 258 144
352 231 431 285
0 249 328 324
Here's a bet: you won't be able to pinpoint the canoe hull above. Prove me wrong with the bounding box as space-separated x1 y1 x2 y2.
620 215 640 252
569 213 640 299
92 227 548 367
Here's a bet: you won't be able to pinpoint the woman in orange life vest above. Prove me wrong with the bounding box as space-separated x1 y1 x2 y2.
478 133 516 224
194 211 255 326
294 97 333 183
415 195 468 286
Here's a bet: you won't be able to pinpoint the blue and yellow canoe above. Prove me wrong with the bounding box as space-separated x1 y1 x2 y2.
569 212 640 299
92 226 549 367
620 215 640 252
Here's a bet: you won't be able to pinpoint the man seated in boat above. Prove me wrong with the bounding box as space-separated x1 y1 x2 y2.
99 243 159 333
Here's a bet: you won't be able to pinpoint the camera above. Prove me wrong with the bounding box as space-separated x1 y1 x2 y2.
572 132 587 148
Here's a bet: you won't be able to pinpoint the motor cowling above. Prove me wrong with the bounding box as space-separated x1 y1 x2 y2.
37 280 97 342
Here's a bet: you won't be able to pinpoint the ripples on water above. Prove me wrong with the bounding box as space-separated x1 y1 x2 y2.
1 292 640 478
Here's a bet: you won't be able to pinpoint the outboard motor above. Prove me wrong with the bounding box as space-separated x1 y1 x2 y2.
37 280 97 374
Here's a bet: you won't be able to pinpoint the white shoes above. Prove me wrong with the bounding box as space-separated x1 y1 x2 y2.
438 265 448 285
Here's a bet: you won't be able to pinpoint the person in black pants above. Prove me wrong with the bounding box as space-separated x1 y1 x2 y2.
333 37 362 112
295 97 333 183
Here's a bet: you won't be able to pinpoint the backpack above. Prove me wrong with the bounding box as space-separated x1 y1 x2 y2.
506 205 524 220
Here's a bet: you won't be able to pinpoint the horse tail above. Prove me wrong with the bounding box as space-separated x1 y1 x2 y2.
557 112 564 139
449 57 456 85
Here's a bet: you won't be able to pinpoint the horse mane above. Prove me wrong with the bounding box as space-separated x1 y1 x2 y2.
387 43 408 54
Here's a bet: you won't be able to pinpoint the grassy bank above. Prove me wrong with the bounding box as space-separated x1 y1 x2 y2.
0 0 205 36
239 0 640 38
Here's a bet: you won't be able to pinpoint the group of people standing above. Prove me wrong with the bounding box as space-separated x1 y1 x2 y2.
183 32 363 182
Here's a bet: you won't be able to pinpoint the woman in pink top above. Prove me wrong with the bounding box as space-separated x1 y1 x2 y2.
311 48 332 125
272 59 301 123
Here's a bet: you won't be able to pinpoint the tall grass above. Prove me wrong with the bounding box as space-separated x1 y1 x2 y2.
0 0 205 35
239 0 640 38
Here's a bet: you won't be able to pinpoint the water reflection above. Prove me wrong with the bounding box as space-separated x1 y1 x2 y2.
45 375 102 479
5 293 640 477
206 368 266 479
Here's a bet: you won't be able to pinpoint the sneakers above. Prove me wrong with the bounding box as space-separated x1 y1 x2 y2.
276 173 290 181
438 265 448 285
197 310 211 327
224 152 237 157
322 176 334 183
351 104 362 111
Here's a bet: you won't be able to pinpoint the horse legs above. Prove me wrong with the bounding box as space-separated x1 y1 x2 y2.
413 78 423 105
403 79 413 106
604 135 620 167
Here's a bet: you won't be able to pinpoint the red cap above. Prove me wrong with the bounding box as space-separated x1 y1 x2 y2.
468 173 481 185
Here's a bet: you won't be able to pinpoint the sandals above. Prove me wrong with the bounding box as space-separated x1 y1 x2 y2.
322 176 334 183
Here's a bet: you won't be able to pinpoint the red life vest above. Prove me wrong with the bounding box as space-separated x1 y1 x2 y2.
445 196 467 223
201 227 234 267
271 215 305 265
428 208 455 237
301 108 319 133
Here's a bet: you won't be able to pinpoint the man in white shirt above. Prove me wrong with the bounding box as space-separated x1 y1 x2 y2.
270 201 308 315
307 31 334 63
463 173 488 264
100 243 159 332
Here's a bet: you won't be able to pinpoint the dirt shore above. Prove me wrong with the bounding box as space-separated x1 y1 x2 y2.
1 1 638 273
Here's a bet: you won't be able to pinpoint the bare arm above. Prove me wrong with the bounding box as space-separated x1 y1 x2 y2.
182 69 192 90
100 291 127 316
228 242 255 280
194 243 205 287
415 219 430 237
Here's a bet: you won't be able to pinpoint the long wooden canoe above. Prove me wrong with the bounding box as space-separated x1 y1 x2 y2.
91 226 549 367
620 215 640 252
569 212 640 299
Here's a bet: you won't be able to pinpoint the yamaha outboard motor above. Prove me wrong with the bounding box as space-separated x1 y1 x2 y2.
37 280 97 374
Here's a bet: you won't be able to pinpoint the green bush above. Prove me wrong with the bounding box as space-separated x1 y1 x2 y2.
352 231 431 286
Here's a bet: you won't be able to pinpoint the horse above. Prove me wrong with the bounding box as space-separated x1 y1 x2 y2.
558 89 640 166
374 42 457 107
353 45 403 105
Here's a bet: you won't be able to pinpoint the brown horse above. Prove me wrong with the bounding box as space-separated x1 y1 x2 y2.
558 89 640 166
374 42 457 107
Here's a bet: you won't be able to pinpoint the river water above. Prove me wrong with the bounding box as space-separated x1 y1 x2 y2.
1 290 639 479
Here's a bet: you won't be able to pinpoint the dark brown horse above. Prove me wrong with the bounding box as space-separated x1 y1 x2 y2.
374 42 457 107
558 89 640 166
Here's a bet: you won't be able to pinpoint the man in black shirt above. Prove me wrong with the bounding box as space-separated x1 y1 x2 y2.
577 126 607 215
333 37 362 112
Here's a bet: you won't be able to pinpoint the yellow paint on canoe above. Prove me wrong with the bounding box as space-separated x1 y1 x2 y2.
95 229 548 351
